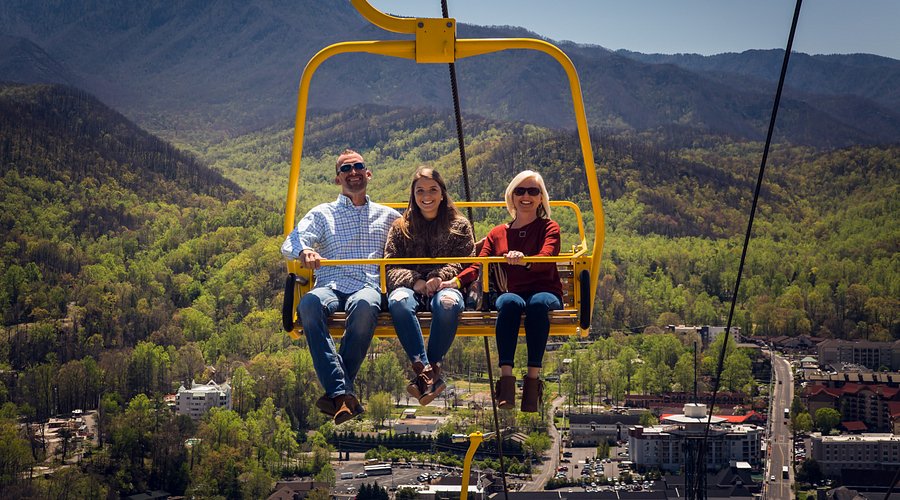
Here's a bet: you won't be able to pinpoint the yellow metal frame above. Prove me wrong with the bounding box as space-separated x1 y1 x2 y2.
283 0 605 338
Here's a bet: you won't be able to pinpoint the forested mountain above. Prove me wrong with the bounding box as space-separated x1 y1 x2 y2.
0 81 285 387
2 0 899 147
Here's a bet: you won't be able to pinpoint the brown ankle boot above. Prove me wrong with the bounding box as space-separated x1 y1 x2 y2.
419 363 446 405
407 362 433 402
521 376 542 413
495 375 516 410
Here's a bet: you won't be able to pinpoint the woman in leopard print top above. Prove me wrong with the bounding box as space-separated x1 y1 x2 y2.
384 166 474 405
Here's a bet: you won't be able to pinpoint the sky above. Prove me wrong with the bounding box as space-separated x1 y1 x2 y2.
369 0 900 60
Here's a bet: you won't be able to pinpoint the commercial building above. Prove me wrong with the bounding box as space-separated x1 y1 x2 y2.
175 380 232 419
817 340 900 371
807 433 900 477
628 404 763 472
569 412 642 445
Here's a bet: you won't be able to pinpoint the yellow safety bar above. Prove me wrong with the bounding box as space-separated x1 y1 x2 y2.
283 0 604 333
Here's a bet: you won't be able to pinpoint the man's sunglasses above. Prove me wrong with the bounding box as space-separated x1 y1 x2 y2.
513 187 541 196
339 162 366 173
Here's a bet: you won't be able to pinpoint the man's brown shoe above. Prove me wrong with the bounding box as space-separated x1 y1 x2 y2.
495 375 516 410
316 395 336 417
333 394 359 425
521 376 543 413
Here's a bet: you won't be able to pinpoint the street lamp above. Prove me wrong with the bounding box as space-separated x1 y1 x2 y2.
452 431 495 500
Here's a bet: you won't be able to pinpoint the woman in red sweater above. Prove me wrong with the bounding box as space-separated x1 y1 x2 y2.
454 170 562 412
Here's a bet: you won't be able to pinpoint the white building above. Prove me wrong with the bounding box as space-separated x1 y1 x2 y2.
176 380 232 419
628 404 763 472
807 433 900 476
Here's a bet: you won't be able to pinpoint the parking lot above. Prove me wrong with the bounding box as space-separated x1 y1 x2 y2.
333 461 467 497
554 442 656 493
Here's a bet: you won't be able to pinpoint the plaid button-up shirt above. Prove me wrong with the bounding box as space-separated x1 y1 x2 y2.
282 195 400 293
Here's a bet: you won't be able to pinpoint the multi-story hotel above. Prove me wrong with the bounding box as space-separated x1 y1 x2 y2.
628 404 763 472
817 340 900 371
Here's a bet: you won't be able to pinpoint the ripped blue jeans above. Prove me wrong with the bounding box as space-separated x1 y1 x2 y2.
388 287 464 367
298 286 381 397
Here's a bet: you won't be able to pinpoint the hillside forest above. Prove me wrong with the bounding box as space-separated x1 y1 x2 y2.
0 82 897 497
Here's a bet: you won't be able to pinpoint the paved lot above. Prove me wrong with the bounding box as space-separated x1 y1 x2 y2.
332 461 464 497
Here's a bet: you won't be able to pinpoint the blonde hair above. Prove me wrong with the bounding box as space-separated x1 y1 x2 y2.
503 170 551 219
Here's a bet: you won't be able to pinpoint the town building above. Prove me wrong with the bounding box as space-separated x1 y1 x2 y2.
664 325 742 349
569 412 642 445
807 433 900 477
625 392 748 410
628 404 763 472
817 340 900 371
802 370 900 389
175 380 232 419
801 384 900 433
268 479 330 500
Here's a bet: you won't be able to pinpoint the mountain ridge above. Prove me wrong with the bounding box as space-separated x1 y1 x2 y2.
1 0 898 147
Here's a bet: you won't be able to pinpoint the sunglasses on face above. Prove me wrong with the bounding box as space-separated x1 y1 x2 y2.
339 162 366 173
513 187 541 196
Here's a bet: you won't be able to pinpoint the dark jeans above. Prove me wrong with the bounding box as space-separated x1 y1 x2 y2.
494 291 562 368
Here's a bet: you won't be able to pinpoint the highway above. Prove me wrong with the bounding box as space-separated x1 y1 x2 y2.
765 350 794 500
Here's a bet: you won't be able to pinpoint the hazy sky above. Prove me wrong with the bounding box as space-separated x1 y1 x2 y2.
369 0 900 59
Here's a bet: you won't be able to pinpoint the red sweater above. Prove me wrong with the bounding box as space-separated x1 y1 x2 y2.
458 218 563 297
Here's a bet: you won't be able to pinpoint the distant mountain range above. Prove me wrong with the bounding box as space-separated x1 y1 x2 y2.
2 0 899 148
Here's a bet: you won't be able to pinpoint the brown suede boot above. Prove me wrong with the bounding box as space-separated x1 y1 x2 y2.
407 362 434 402
521 376 543 413
495 375 516 410
419 362 446 406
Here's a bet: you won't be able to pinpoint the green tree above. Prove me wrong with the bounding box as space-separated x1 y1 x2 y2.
639 412 659 427
797 459 824 485
231 366 256 416
368 392 393 429
673 351 696 393
814 408 841 434
522 432 552 458
615 347 638 395
793 412 813 434
0 413 32 492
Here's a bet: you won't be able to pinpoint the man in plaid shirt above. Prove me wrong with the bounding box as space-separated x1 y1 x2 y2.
282 149 400 424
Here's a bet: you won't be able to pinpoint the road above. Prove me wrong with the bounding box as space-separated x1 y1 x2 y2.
765 350 794 500
522 395 565 491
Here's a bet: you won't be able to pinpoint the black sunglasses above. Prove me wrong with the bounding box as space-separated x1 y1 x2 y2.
513 187 541 196
339 162 366 173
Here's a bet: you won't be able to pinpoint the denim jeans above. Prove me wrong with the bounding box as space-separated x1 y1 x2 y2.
298 286 381 397
388 287 464 367
495 291 562 368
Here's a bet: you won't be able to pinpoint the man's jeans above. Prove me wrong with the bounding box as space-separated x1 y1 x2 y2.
298 286 381 397
388 287 464 367
495 291 562 368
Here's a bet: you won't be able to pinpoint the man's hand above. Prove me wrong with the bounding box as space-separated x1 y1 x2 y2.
300 249 324 270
